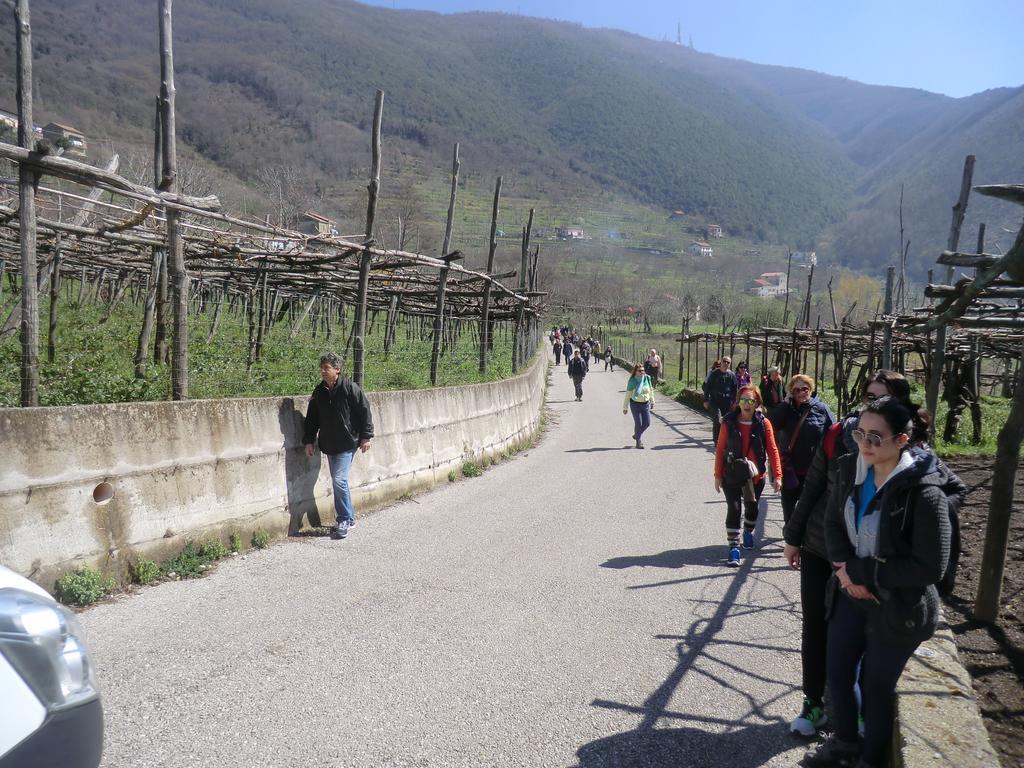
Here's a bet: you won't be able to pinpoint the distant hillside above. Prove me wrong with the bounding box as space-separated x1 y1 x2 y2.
0 0 1020 276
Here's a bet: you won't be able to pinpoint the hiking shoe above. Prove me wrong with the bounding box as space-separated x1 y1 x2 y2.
742 530 755 550
858 715 864 738
331 520 349 540
635 440 644 449
727 547 741 567
790 698 828 737
803 735 860 766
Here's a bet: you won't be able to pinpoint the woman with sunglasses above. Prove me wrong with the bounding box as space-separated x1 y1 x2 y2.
769 374 835 524
803 396 950 768
623 362 655 449
784 371 966 739
713 385 782 566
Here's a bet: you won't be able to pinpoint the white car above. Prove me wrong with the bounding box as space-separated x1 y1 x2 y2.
0 565 103 768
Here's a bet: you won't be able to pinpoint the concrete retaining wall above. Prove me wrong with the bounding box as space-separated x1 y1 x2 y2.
0 355 547 588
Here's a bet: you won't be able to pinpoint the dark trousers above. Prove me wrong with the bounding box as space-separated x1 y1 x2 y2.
711 408 724 445
554 349 561 364
799 550 833 704
629 400 651 440
572 376 584 398
723 479 765 544
604 357 614 371
828 592 918 766
780 475 806 524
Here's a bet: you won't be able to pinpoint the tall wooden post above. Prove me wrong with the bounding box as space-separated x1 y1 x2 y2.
15 0 39 406
46 241 61 363
974 337 1024 622
430 143 460 385
353 89 383 387
782 251 793 327
926 155 975 421
159 0 188 399
882 265 895 370
479 176 502 375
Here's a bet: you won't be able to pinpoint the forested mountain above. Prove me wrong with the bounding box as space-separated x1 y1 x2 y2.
0 0 1020 275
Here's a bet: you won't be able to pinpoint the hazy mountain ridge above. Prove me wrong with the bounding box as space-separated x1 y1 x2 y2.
0 0 1020 275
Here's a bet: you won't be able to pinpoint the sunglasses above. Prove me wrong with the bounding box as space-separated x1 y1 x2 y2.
738 397 757 405
864 392 881 402
792 386 810 393
852 429 900 448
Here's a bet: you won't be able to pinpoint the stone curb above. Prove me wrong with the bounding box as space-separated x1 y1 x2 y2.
894 617 1000 768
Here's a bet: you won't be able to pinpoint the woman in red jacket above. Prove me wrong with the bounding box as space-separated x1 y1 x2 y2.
714 385 782 566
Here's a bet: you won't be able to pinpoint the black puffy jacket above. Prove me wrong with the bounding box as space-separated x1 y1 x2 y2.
303 377 374 455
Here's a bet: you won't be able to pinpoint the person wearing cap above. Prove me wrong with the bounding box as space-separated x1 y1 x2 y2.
760 365 785 409
703 356 738 445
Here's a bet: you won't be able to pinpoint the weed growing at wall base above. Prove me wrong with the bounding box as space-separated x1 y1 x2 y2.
55 567 116 606
128 558 161 586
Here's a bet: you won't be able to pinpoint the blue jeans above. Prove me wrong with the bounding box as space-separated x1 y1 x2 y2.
326 449 356 525
630 400 651 439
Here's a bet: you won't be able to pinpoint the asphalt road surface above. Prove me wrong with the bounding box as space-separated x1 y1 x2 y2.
82 358 812 767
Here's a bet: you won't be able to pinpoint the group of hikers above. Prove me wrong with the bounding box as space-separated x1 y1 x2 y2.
553 338 962 768
700 355 962 768
306 333 962 768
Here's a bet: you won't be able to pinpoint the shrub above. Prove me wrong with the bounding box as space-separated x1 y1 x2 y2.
160 541 207 579
229 531 242 553
55 567 116 606
129 558 160 586
252 528 271 549
199 538 229 560
447 469 457 482
461 461 482 478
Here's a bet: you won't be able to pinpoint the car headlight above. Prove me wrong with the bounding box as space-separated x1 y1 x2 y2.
0 588 100 711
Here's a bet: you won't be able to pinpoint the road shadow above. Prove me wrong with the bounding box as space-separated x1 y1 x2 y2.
278 398 323 534
565 446 636 453
573 721 797 768
650 411 716 453
601 546 728 570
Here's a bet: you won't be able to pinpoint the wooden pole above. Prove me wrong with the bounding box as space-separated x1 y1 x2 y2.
135 250 162 377
882 265 895 370
353 89 383 387
430 143 460 385
974 337 1024 622
926 155 975 422
159 0 188 399
46 241 61 363
782 251 793 327
479 175 501 375
15 0 39 406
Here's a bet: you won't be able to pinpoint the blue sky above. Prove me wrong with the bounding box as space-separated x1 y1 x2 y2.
358 0 1023 98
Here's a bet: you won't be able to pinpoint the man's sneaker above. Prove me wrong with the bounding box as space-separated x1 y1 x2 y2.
727 546 741 567
331 520 349 540
790 698 828 737
742 530 755 550
803 735 860 767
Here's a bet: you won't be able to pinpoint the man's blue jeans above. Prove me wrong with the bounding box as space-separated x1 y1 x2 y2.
326 449 356 525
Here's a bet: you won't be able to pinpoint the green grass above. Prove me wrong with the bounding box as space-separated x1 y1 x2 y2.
251 528 271 549
0 285 526 406
461 461 483 478
128 558 161 586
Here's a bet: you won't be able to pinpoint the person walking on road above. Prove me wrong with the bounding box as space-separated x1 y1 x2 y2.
703 356 738 445
804 396 950 768
303 352 374 540
623 363 656 449
568 349 588 401
581 341 592 368
562 338 573 366
644 348 663 384
783 371 966 739
735 361 752 389
553 337 562 365
769 374 834 524
713 385 781 565
604 346 615 372
759 365 785 410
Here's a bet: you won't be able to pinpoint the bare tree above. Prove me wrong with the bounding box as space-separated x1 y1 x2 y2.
254 165 322 229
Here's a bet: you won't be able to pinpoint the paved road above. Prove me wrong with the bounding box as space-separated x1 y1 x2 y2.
82 358 811 767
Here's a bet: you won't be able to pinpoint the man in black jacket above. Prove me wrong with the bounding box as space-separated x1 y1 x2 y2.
703 356 737 444
303 352 375 539
567 349 588 401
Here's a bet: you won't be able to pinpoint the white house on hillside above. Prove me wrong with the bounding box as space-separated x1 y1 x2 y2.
687 240 713 258
748 271 789 297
